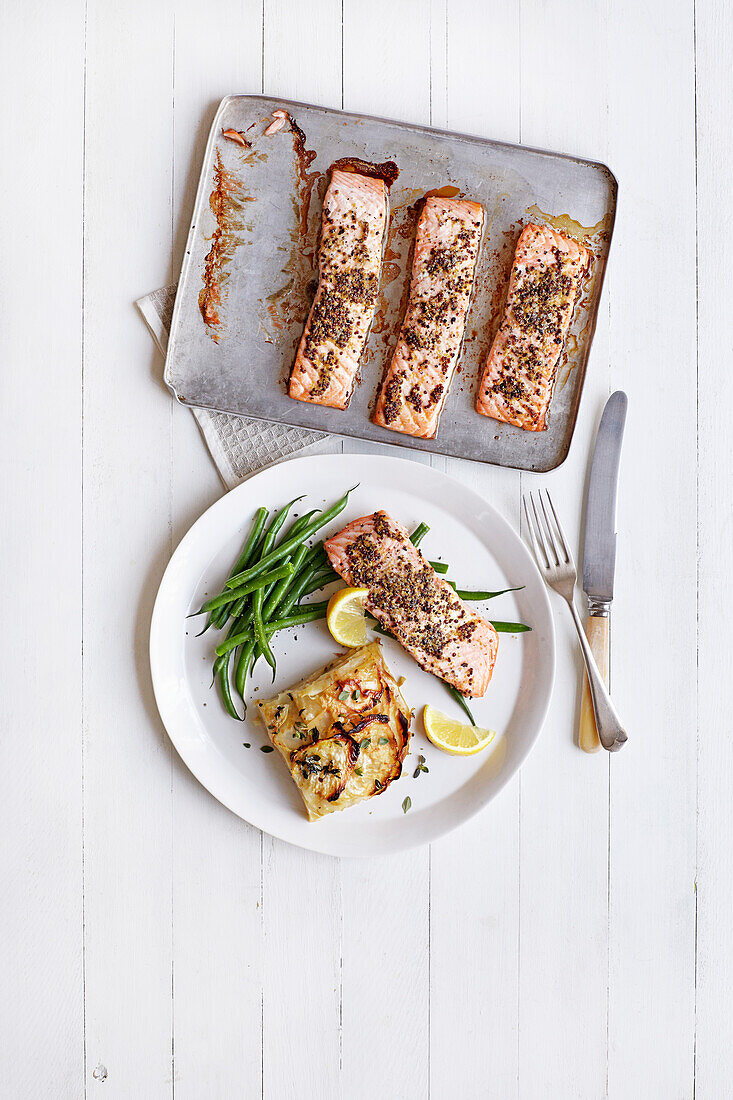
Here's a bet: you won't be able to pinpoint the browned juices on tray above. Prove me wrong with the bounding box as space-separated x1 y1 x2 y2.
373 196 484 439
325 510 498 697
289 169 388 409
475 223 590 431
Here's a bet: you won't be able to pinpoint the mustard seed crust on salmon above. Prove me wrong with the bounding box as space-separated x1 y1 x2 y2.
325 511 498 697
289 169 388 410
256 642 411 821
475 223 591 431
373 196 484 439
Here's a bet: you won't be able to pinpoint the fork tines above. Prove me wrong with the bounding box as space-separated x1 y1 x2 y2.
522 489 575 573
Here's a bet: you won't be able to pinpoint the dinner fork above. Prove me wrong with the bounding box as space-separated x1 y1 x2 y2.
523 489 628 752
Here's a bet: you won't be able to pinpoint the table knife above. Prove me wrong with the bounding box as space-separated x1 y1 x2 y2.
578 391 628 753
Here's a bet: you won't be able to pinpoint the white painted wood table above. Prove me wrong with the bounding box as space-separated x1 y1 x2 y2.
2 0 730 1096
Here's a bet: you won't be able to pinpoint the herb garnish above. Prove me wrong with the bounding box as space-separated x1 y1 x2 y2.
402 796 411 814
413 754 429 778
299 752 340 779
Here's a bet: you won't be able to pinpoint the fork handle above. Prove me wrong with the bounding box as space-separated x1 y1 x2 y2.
567 600 627 752
578 614 609 754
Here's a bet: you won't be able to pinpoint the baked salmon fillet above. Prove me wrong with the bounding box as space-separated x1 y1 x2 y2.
373 197 484 438
325 511 498 697
256 642 411 821
289 169 388 409
475 223 591 431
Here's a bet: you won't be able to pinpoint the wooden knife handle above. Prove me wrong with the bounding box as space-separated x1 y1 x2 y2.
578 614 609 754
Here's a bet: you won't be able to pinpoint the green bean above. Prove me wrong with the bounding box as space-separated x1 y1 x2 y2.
218 520 316 622
277 575 318 618
197 507 269 628
268 598 328 622
303 542 328 569
225 486 356 590
239 511 274 585
218 651 243 720
261 496 304 553
445 684 476 726
267 606 327 631
226 592 249 622
252 588 275 671
232 506 270 575
253 593 276 672
197 563 294 614
455 586 525 601
287 541 313 574
248 503 301 673
215 604 328 657
283 508 318 542
250 502 305 674
235 542 325 696
210 608 252 682
409 522 430 547
299 569 339 597
235 637 257 703
214 628 267 659
229 605 254 644
256 513 317 626
248 642 263 681
253 519 294 673
189 599 226 623
290 541 329 585
429 560 449 574
219 497 301 650
262 543 309 621
206 589 244 632
278 559 329 619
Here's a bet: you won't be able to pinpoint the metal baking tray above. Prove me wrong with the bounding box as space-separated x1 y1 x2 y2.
165 95 617 472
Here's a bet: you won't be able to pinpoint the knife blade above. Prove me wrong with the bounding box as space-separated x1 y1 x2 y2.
582 391 628 608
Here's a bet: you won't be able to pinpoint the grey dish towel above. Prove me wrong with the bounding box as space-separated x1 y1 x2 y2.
136 284 330 491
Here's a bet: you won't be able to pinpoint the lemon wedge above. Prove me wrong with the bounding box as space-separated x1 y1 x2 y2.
326 587 370 647
423 704 496 756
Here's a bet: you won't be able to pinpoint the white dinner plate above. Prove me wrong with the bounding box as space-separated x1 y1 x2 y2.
150 453 555 857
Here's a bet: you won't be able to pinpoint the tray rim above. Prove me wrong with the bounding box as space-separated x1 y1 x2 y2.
164 93 619 474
